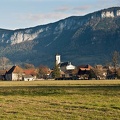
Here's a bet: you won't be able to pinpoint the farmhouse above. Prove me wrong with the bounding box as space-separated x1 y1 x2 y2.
77 64 92 79
5 65 24 81
5 66 37 81
78 65 92 74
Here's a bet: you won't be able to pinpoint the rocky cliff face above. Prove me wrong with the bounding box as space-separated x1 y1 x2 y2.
0 7 120 67
1 7 120 45
101 9 120 18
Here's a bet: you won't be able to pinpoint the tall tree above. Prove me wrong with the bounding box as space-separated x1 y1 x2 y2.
89 69 97 79
52 64 60 79
112 51 119 71
112 51 119 78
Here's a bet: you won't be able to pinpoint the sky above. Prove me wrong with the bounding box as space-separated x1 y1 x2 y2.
0 0 119 30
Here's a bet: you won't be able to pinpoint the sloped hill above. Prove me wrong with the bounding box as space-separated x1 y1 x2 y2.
0 7 120 67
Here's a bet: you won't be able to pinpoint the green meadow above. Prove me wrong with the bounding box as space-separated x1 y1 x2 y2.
0 80 120 120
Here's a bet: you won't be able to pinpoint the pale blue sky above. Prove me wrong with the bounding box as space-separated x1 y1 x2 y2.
0 0 119 30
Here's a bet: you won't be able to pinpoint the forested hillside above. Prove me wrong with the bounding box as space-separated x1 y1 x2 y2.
0 7 120 67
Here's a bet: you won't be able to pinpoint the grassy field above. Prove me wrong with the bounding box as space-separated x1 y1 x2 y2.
0 80 120 120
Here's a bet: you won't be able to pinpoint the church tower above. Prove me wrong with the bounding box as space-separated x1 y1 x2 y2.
55 54 61 65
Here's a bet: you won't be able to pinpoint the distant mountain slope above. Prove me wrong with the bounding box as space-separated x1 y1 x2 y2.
0 7 120 67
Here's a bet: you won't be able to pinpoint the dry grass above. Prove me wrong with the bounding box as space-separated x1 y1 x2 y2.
0 80 120 86
0 80 120 120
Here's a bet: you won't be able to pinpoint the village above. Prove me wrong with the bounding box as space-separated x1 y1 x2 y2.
0 53 119 81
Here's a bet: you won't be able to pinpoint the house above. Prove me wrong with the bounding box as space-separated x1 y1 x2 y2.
22 75 35 81
23 68 37 80
77 65 92 79
5 66 38 81
5 65 24 81
78 64 92 74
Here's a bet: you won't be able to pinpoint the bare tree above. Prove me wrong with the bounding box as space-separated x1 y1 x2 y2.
112 51 119 71
37 65 50 79
111 51 119 78
23 63 35 69
0 57 9 70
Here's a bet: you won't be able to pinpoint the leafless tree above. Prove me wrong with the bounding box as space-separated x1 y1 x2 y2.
112 51 119 71
23 63 35 69
0 57 9 70
37 65 50 79
111 51 119 79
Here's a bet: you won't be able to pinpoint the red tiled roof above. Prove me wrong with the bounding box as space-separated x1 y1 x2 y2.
80 68 91 71
77 64 92 71
23 68 37 76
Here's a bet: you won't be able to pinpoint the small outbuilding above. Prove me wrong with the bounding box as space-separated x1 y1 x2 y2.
22 75 34 81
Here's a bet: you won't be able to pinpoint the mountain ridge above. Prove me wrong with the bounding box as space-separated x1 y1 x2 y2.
0 7 120 67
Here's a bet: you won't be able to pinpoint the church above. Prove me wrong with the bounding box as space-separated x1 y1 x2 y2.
55 54 76 77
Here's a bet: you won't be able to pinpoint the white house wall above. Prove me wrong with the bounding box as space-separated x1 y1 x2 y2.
24 77 34 81
66 64 75 70
12 73 23 81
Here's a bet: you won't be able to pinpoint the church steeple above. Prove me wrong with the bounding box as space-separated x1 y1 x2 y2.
55 54 61 65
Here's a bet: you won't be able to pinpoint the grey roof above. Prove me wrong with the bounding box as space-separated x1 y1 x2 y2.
60 62 71 67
